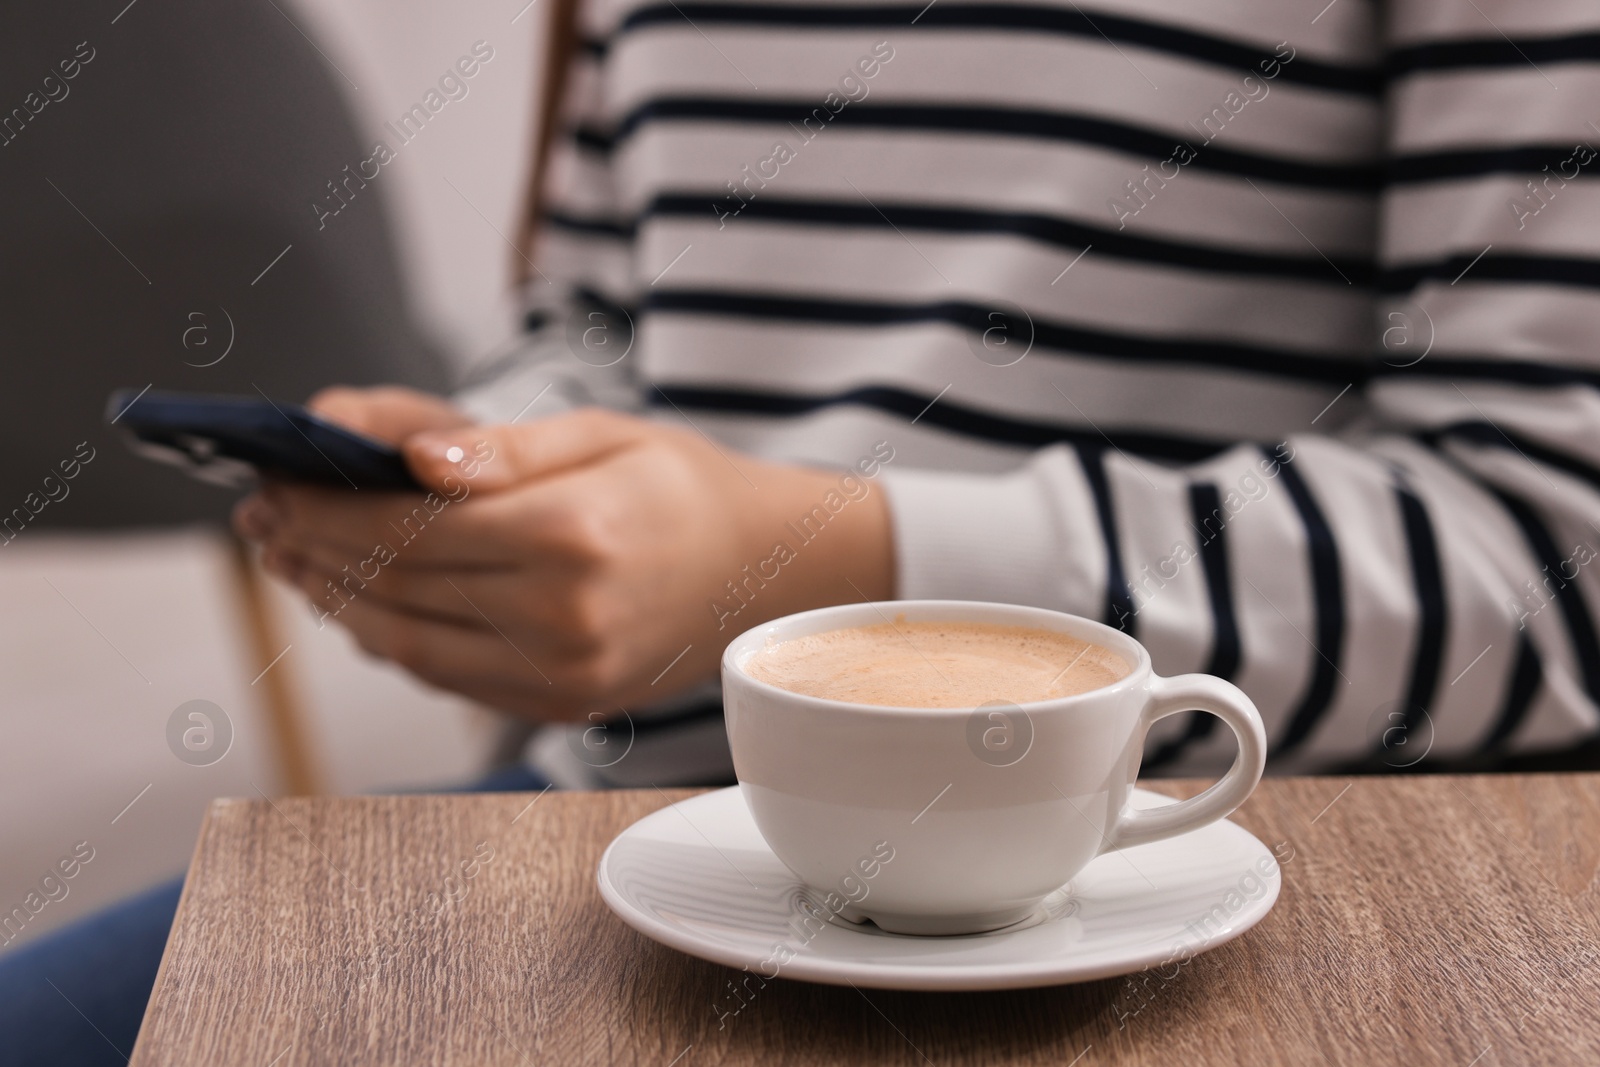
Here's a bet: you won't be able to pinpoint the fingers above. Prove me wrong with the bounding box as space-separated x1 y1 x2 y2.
309 592 592 720
238 482 527 567
266 542 482 628
267 542 612 723
329 594 553 688
403 408 650 494
308 385 473 444
271 538 574 631
234 409 656 566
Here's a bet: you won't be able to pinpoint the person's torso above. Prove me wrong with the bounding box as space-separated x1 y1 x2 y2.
539 0 1385 475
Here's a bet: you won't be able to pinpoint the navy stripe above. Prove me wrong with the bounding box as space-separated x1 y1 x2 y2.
598 4 1379 95
1492 489 1600 704
1390 32 1600 78
534 254 1600 404
1077 447 1136 635
1481 636 1542 750
573 99 1383 191
1381 253 1600 293
1270 449 1347 757
641 288 1364 384
1375 358 1600 392
574 125 617 153
549 207 1600 397
1428 421 1600 494
1144 482 1239 769
647 382 1231 460
1389 144 1599 185
550 218 1600 325
546 210 633 239
1190 482 1244 681
668 194 1369 281
1393 477 1449 741
548 194 1377 283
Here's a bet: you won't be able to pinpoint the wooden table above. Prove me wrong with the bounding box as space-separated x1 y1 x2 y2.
130 775 1600 1066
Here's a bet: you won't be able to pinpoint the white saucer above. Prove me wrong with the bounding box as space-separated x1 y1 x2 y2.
597 786 1280 991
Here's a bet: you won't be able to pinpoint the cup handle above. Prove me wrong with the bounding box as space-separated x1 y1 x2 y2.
1101 673 1267 853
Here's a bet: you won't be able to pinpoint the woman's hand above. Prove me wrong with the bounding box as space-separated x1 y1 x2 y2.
303 384 473 441
233 397 895 722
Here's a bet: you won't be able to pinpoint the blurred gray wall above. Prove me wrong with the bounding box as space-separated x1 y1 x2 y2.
0 0 450 528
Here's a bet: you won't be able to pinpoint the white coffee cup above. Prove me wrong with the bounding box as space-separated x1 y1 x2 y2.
722 600 1267 936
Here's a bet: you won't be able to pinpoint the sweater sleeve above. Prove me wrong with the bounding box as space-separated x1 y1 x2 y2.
886 1 1600 774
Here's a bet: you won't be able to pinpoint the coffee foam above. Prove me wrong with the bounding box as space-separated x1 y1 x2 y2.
744 620 1131 708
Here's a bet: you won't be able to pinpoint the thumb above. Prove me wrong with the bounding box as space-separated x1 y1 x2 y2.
402 409 648 493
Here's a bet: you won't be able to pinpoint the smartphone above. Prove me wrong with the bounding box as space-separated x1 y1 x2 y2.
105 388 421 490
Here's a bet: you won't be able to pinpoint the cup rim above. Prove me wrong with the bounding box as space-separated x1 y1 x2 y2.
721 599 1151 714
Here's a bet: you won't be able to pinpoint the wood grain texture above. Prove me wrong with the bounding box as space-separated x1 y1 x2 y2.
131 776 1600 1066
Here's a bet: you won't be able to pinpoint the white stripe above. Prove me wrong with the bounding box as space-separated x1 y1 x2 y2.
594 35 1377 163
570 129 1378 257
1391 67 1600 151
1387 1 1600 46
640 318 1349 440
627 220 1371 347
1373 287 1600 367
1106 456 1214 678
1387 181 1600 263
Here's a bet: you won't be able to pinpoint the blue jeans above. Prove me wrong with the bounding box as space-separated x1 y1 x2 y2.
0 765 551 1067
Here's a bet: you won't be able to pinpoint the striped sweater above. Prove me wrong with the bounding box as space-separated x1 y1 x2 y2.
459 0 1600 785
